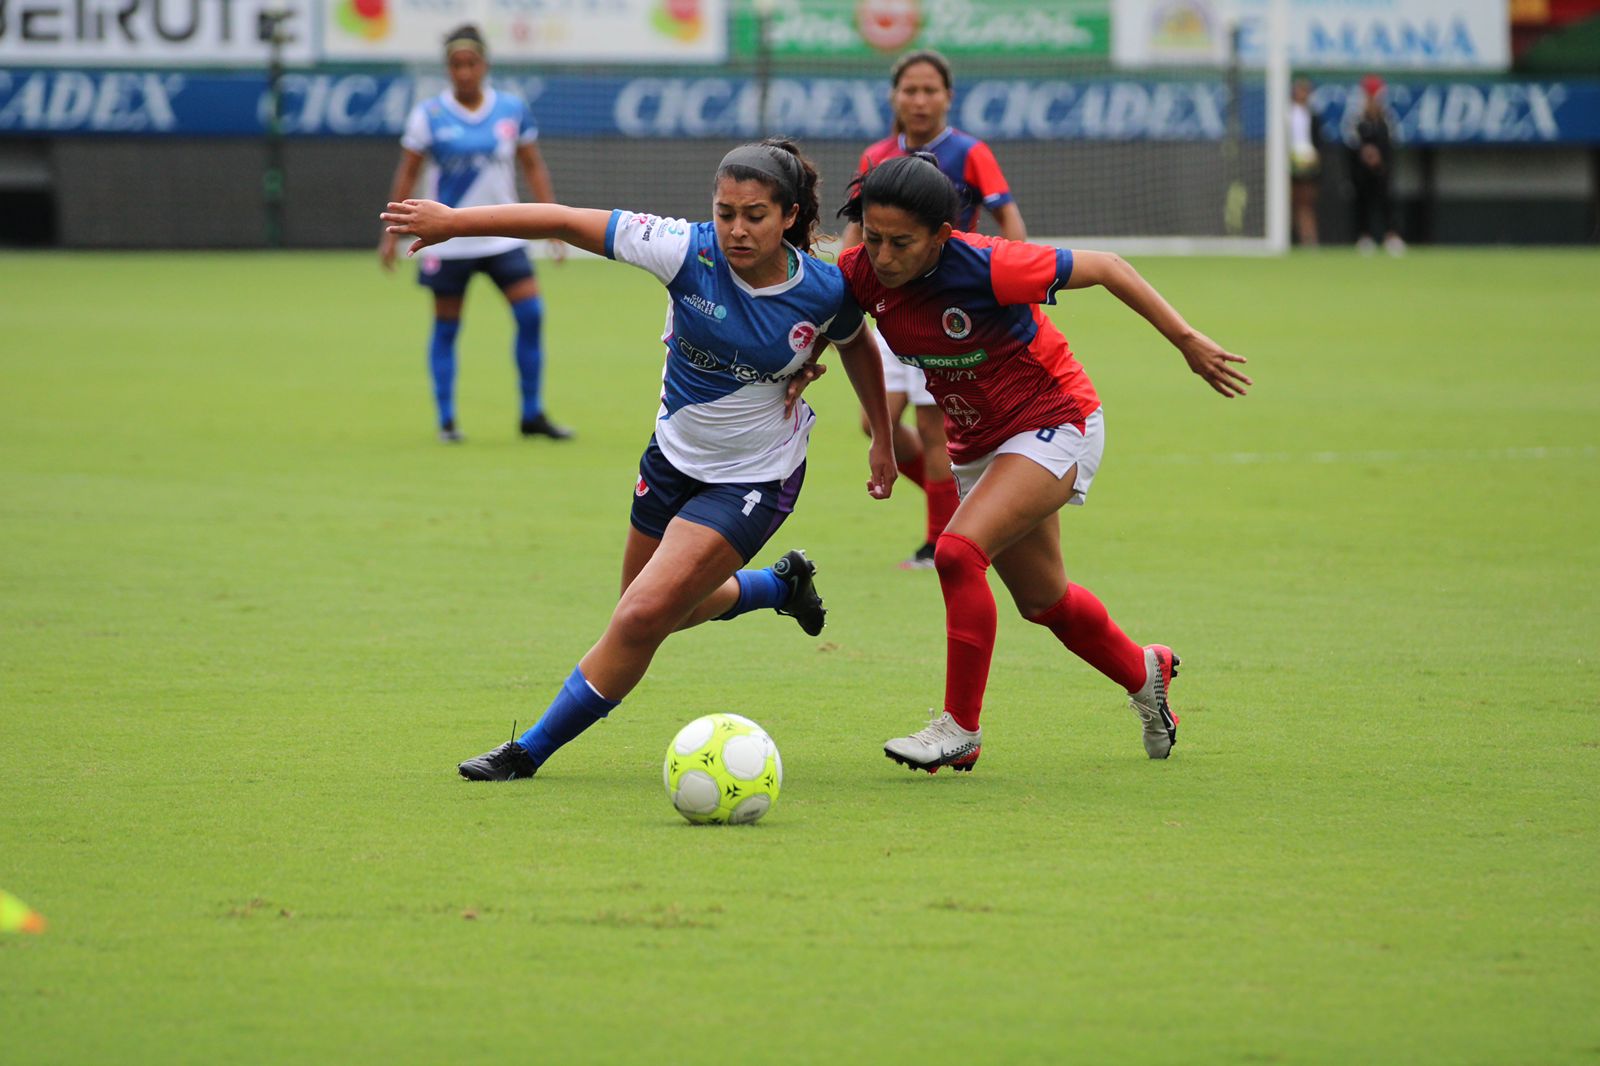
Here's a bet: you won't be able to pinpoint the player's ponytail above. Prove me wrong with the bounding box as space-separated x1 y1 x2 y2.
836 153 958 236
715 138 822 254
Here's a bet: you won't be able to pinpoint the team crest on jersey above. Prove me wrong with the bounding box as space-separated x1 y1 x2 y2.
635 475 649 497
697 247 715 267
942 307 973 340
495 118 518 143
788 322 818 353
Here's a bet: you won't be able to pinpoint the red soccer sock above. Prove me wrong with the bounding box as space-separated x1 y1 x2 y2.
925 477 960 543
1025 584 1147 693
933 533 997 732
897 452 927 490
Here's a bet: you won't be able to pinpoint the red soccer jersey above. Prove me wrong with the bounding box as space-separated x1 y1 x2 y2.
840 232 1100 464
857 128 1014 232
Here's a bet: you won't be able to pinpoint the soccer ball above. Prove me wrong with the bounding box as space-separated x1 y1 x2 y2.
663 713 783 825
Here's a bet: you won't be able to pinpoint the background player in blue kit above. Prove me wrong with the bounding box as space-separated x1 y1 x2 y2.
382 140 898 780
378 24 571 442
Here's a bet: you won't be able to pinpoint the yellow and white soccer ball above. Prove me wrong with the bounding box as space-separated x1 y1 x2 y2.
663 713 782 825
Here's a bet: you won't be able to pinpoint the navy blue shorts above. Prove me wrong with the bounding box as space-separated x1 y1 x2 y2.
630 437 805 563
416 247 535 296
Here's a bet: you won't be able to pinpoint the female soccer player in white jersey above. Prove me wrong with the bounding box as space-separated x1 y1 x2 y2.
382 140 898 781
834 156 1250 772
378 24 571 443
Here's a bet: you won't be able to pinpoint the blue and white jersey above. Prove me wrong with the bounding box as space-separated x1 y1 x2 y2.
401 88 537 260
605 211 866 483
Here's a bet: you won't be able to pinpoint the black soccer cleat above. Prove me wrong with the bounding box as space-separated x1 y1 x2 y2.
520 414 574 440
772 549 826 637
438 420 464 444
458 740 539 781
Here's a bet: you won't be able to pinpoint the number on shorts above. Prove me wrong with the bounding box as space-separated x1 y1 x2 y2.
741 490 762 516
1036 428 1057 443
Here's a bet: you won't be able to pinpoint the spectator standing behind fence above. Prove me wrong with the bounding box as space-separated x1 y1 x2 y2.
1289 78 1322 247
1351 74 1405 257
378 24 573 443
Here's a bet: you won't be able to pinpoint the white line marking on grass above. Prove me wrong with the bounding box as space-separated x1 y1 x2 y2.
1146 445 1598 466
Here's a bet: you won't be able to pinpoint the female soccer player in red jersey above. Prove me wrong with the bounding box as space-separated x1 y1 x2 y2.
837 156 1251 771
843 50 1029 570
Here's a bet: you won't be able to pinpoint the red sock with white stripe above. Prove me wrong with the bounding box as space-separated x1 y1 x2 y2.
925 477 960 543
1025 584 1147 693
933 533 996 732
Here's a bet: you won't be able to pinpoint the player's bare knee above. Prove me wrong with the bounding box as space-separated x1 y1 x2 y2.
609 594 682 646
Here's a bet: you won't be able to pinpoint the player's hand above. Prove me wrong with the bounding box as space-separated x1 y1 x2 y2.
377 232 398 272
867 439 896 500
380 199 454 256
1177 330 1252 398
783 360 826 418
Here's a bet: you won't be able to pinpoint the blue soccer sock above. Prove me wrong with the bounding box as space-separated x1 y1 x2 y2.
429 317 461 427
715 567 789 621
516 665 620 767
510 295 545 421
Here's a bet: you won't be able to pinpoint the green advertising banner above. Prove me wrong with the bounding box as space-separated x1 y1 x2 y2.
731 0 1111 60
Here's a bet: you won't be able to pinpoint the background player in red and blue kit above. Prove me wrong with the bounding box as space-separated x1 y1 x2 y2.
837 156 1251 773
384 141 897 782
841 51 1029 569
379 25 571 442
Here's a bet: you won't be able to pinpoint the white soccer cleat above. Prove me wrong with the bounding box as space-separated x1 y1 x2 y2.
884 711 982 774
1129 644 1181 759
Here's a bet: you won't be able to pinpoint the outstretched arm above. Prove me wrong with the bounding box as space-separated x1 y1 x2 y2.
381 200 613 258
1066 250 1253 398
835 328 897 500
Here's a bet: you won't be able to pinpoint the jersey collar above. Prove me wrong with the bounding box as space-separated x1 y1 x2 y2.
728 240 806 298
898 126 954 154
442 87 498 124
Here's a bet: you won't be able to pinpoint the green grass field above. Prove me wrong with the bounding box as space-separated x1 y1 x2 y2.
3 248 1597 1064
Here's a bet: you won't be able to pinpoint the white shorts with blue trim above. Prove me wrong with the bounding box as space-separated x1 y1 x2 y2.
950 407 1106 506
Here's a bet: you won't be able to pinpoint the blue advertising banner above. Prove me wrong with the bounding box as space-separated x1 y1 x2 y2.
4 69 1599 145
